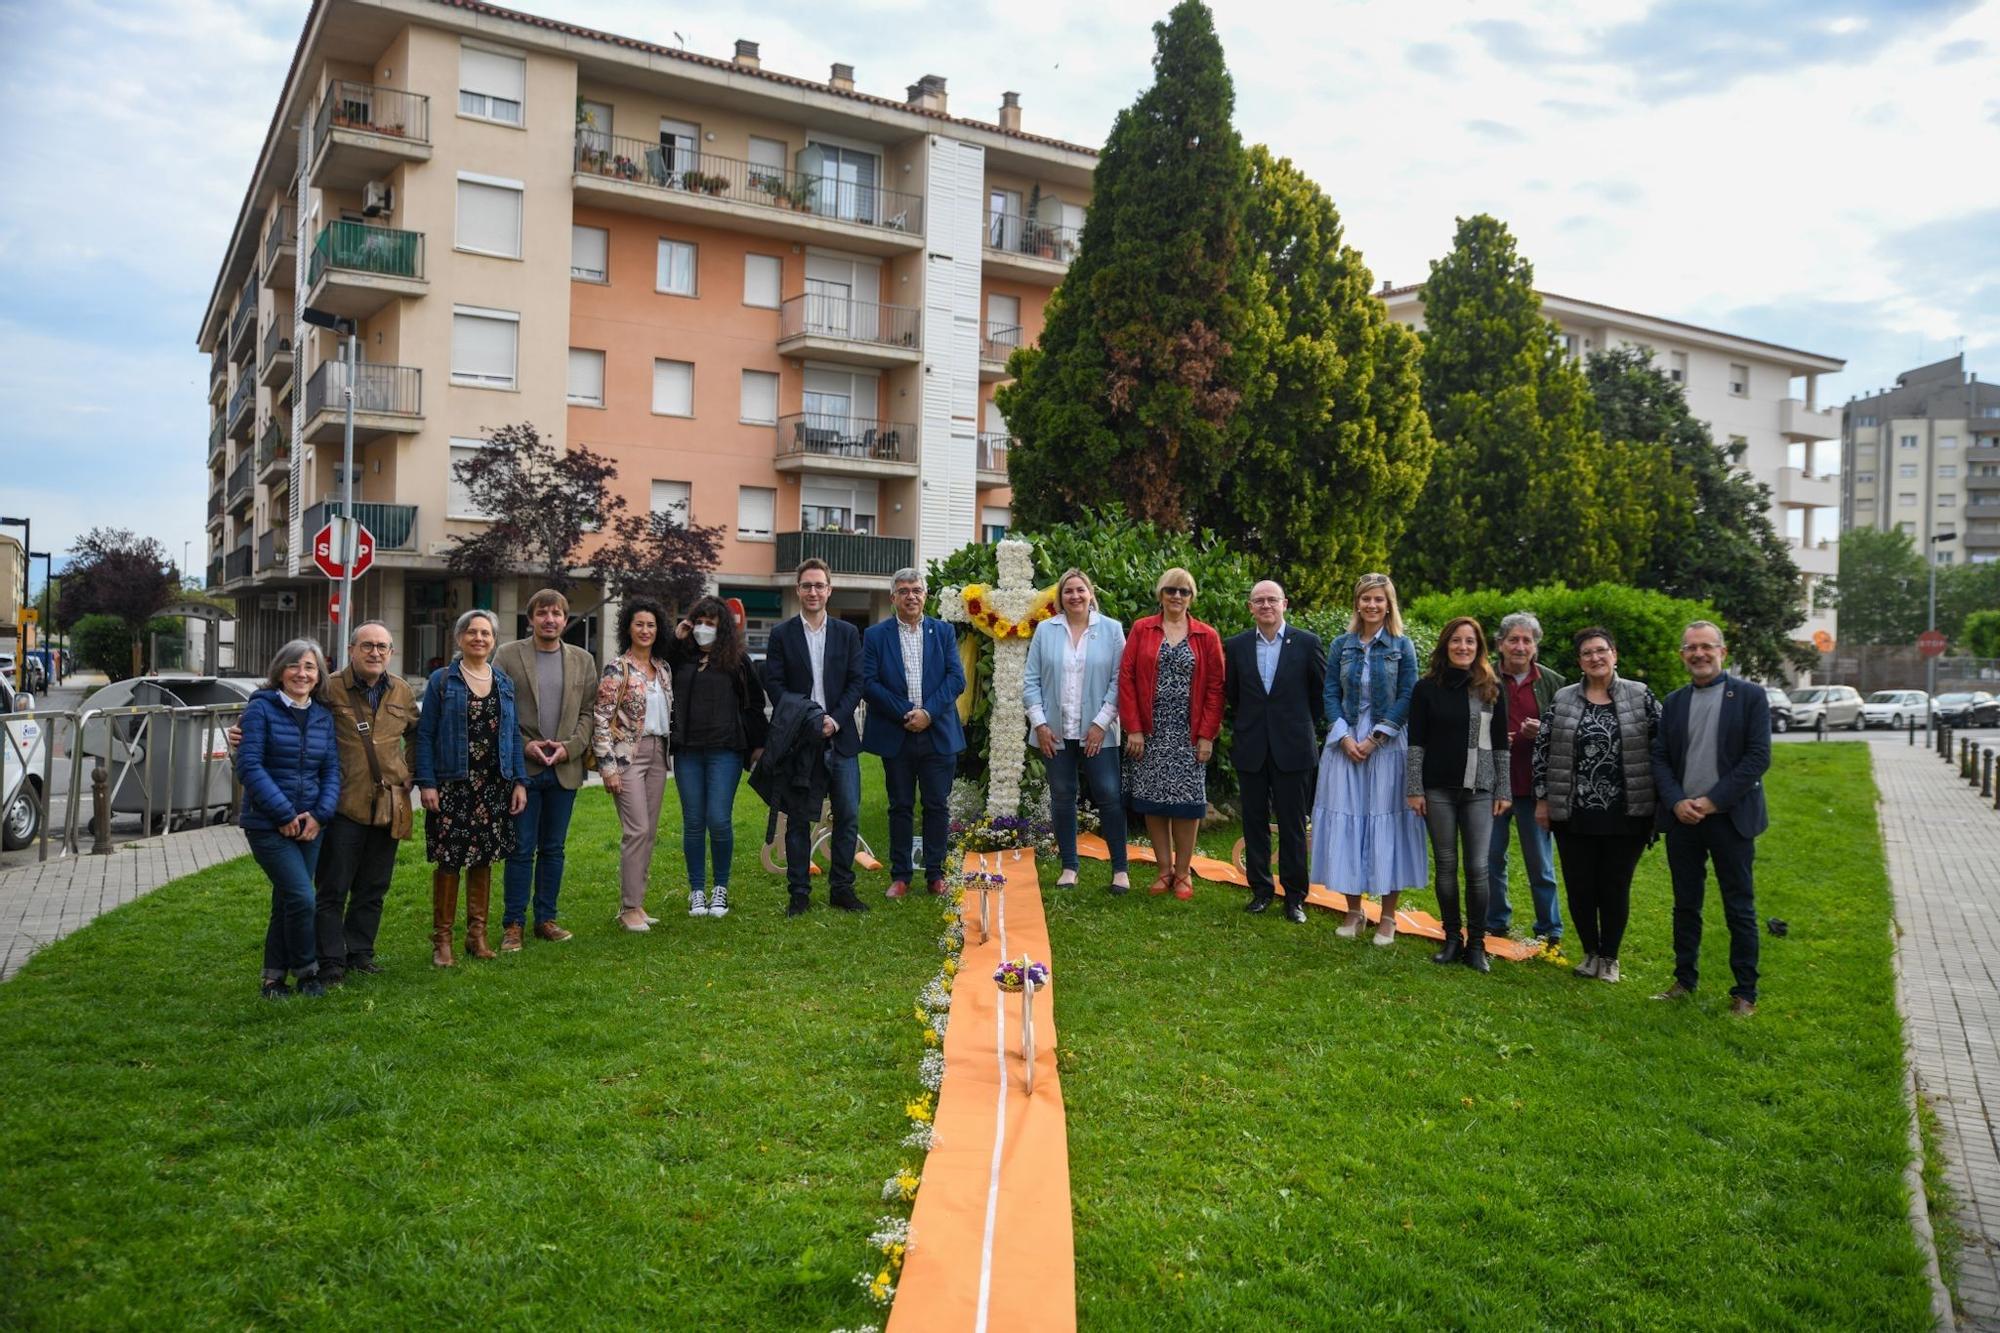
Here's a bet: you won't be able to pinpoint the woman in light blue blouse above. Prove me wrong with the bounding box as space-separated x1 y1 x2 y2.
1025 569 1130 891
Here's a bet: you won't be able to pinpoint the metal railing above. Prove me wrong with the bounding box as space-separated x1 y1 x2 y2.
981 323 1022 365
314 80 431 151
206 490 223 521
303 499 418 551
309 220 425 287
229 281 256 347
206 556 224 588
984 208 1081 263
775 529 913 577
257 418 288 470
779 293 921 349
262 320 291 371
775 413 916 465
303 360 421 420
226 452 253 504
45 704 249 860
574 131 923 236
976 433 1013 474
262 205 296 274
224 543 253 581
210 349 227 393
208 416 225 459
227 373 255 427
256 528 284 571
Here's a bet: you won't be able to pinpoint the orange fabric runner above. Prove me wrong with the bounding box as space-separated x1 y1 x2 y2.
888 854 1077 1332
1075 832 1542 962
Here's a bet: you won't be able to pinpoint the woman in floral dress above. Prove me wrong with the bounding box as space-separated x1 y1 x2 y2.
1118 567 1224 900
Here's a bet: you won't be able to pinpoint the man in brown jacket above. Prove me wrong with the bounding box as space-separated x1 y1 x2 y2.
493 589 599 948
316 620 417 983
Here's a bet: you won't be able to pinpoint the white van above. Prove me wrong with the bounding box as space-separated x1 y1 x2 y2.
0 676 49 850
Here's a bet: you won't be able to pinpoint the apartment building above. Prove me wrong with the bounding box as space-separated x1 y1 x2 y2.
1378 285 1846 651
198 0 1094 677
1839 355 2000 566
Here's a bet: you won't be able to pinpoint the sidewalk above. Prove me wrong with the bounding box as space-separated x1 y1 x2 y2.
0 825 248 981
1872 736 2000 1329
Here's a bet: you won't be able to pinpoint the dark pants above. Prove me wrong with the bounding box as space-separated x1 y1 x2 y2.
1422 790 1493 942
788 750 861 900
314 815 399 973
1237 763 1313 904
1552 827 1648 960
1664 818 1760 1001
247 827 321 981
505 768 577 926
1488 804 1562 938
882 731 954 882
1047 738 1127 871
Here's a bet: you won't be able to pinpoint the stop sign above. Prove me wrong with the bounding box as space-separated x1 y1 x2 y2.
1918 629 1948 658
312 518 375 579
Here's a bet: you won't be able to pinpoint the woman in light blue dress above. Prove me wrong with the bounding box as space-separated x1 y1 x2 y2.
1308 573 1429 945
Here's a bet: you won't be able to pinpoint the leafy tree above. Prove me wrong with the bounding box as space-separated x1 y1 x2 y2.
1406 582 1722 692
593 510 725 615
1830 526 1928 645
71 614 137 679
1211 147 1432 604
1936 558 2000 642
1961 608 2000 659
54 527 178 678
445 424 624 593
998 0 1273 531
1586 346 1810 679
1394 215 1650 594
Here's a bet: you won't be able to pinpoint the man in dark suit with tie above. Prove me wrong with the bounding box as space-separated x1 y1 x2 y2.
1224 580 1325 924
761 558 869 915
862 568 967 898
1650 619 1770 1016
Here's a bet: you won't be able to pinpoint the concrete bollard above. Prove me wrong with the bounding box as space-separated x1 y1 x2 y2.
1982 750 1993 800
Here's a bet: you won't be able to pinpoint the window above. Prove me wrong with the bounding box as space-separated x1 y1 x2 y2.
451 306 519 389
737 485 775 540
567 348 605 407
986 293 1021 351
988 188 1023 250
659 118 701 184
651 480 691 526
1855 472 1875 484
801 477 877 534
1939 435 1958 450
740 370 778 424
982 505 1011 544
1898 521 1916 534
657 239 697 296
459 44 525 125
1939 464 1958 479
743 253 781 308
1728 363 1749 396
1854 414 1878 427
1936 551 1955 565
1899 464 1918 478
799 142 881 222
803 365 879 432
1901 434 1919 449
1668 351 1687 384
456 174 523 257
748 136 787 190
578 99 612 154
448 437 498 518
1938 494 1957 508
1563 333 1581 360
571 225 608 282
652 359 694 416
1898 492 1918 507
804 254 880 338
1981 405 2000 418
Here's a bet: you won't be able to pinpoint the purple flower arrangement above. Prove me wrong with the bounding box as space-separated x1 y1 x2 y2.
993 957 1050 992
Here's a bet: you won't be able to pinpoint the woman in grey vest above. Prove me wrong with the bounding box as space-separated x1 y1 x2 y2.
1532 626 1660 984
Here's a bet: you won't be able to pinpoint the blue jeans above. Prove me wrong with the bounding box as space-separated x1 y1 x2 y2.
247 827 322 980
677 748 744 890
1047 738 1127 871
505 768 577 926
787 750 861 898
882 733 955 882
1487 805 1562 938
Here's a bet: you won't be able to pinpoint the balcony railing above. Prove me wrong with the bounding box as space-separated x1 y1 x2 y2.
263 206 297 274
209 349 227 394
981 323 1022 365
985 209 1081 263
226 374 255 426
256 529 285 572
575 131 923 237
226 452 253 504
257 419 288 471
775 529 913 578
976 433 1013 476
776 413 916 465
779 293 921 349
261 320 292 371
207 556 224 589
208 416 225 459
225 544 253 582
304 361 422 420
309 221 424 287
228 282 256 348
314 81 431 153
303 500 418 551
207 490 223 521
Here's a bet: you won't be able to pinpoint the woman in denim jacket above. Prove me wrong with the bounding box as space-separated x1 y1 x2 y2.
414 609 526 967
1308 573 1429 945
1025 569 1129 892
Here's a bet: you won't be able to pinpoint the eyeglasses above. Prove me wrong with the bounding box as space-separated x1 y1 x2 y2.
798 581 830 592
1579 648 1614 660
1681 643 1721 654
355 641 391 653
1160 587 1193 597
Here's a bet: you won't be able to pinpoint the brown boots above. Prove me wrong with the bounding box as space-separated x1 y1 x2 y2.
464 866 498 959
431 869 459 968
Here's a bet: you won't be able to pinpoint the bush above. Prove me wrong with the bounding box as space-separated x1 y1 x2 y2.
1962 608 2000 660
1405 582 1721 691
71 614 135 679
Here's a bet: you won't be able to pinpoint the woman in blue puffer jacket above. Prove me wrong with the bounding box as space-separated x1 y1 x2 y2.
238 639 341 999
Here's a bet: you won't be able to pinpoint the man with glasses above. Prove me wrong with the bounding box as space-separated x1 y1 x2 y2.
1650 620 1771 1016
1223 580 1323 923
761 559 869 915
862 569 966 899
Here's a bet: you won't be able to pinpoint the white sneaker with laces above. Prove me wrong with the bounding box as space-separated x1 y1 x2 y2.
708 885 730 918
1573 954 1601 978
689 889 708 917
1597 958 1621 983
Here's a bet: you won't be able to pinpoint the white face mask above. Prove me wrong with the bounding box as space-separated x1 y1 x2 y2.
692 624 718 647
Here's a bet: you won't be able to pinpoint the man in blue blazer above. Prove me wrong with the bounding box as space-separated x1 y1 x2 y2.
1223 580 1324 923
862 568 967 897
1649 620 1771 1015
761 558 868 915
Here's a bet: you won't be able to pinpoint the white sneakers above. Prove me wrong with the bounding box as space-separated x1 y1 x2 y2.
689 889 708 917
1573 954 1601 978
1597 958 1621 983
708 885 730 918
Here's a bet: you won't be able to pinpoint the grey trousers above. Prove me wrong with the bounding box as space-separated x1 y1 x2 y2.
1423 788 1494 942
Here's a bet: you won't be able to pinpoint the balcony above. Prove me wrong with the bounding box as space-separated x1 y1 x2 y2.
976 433 1012 487
209 349 227 403
206 556 224 590
1780 398 1840 441
301 361 422 445
262 205 297 284
983 209 1080 285
980 324 1022 381
774 413 918 479
1787 536 1837 576
206 488 223 522
256 419 289 482
303 500 418 552
1969 443 2000 464
775 529 913 579
1776 467 1839 509
573 132 924 258
226 452 254 508
227 281 256 354
1965 470 2000 491
258 320 294 388
256 529 287 573
207 416 226 465
306 221 426 320
310 82 431 190
225 375 256 440
776 293 922 368
225 543 253 584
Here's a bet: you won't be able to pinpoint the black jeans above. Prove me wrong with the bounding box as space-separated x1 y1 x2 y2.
1663 818 1760 1001
1552 827 1648 960
1238 763 1313 904
1421 789 1493 942
882 730 955 882
315 815 400 973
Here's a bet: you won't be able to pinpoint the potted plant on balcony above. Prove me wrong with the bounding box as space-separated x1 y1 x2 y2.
611 154 640 181
696 171 729 197
753 173 788 206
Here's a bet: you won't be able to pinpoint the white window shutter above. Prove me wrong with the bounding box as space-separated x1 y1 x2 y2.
653 359 694 415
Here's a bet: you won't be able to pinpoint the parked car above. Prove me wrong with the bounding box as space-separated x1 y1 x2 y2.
1787 685 1865 731
0 674 49 850
1763 685 1794 733
1862 690 1932 730
1933 691 2000 728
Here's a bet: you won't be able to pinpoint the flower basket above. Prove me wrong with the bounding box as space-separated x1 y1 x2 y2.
993 957 1049 992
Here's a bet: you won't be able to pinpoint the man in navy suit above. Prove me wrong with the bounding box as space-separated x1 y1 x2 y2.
1224 580 1325 924
1650 620 1771 1016
862 568 967 898
761 557 868 915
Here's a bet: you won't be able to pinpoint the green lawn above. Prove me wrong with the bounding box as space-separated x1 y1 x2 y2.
0 746 1932 1330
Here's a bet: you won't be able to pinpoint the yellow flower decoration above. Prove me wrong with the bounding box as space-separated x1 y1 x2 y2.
905 1094 934 1124
957 582 1061 641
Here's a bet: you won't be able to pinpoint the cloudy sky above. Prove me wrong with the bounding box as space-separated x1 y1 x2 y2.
2 0 1996 581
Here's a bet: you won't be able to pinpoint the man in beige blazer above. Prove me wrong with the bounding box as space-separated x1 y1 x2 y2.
494 588 599 949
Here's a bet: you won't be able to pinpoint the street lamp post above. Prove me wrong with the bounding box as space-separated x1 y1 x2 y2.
1927 530 1956 738
29 552 52 687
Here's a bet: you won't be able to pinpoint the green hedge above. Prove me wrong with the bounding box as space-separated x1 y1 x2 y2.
1405 582 1722 690
1962 608 2000 660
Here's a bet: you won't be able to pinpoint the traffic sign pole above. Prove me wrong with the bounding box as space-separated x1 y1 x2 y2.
337 328 358 671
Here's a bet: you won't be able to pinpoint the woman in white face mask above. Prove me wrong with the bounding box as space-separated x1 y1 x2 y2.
667 595 770 918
